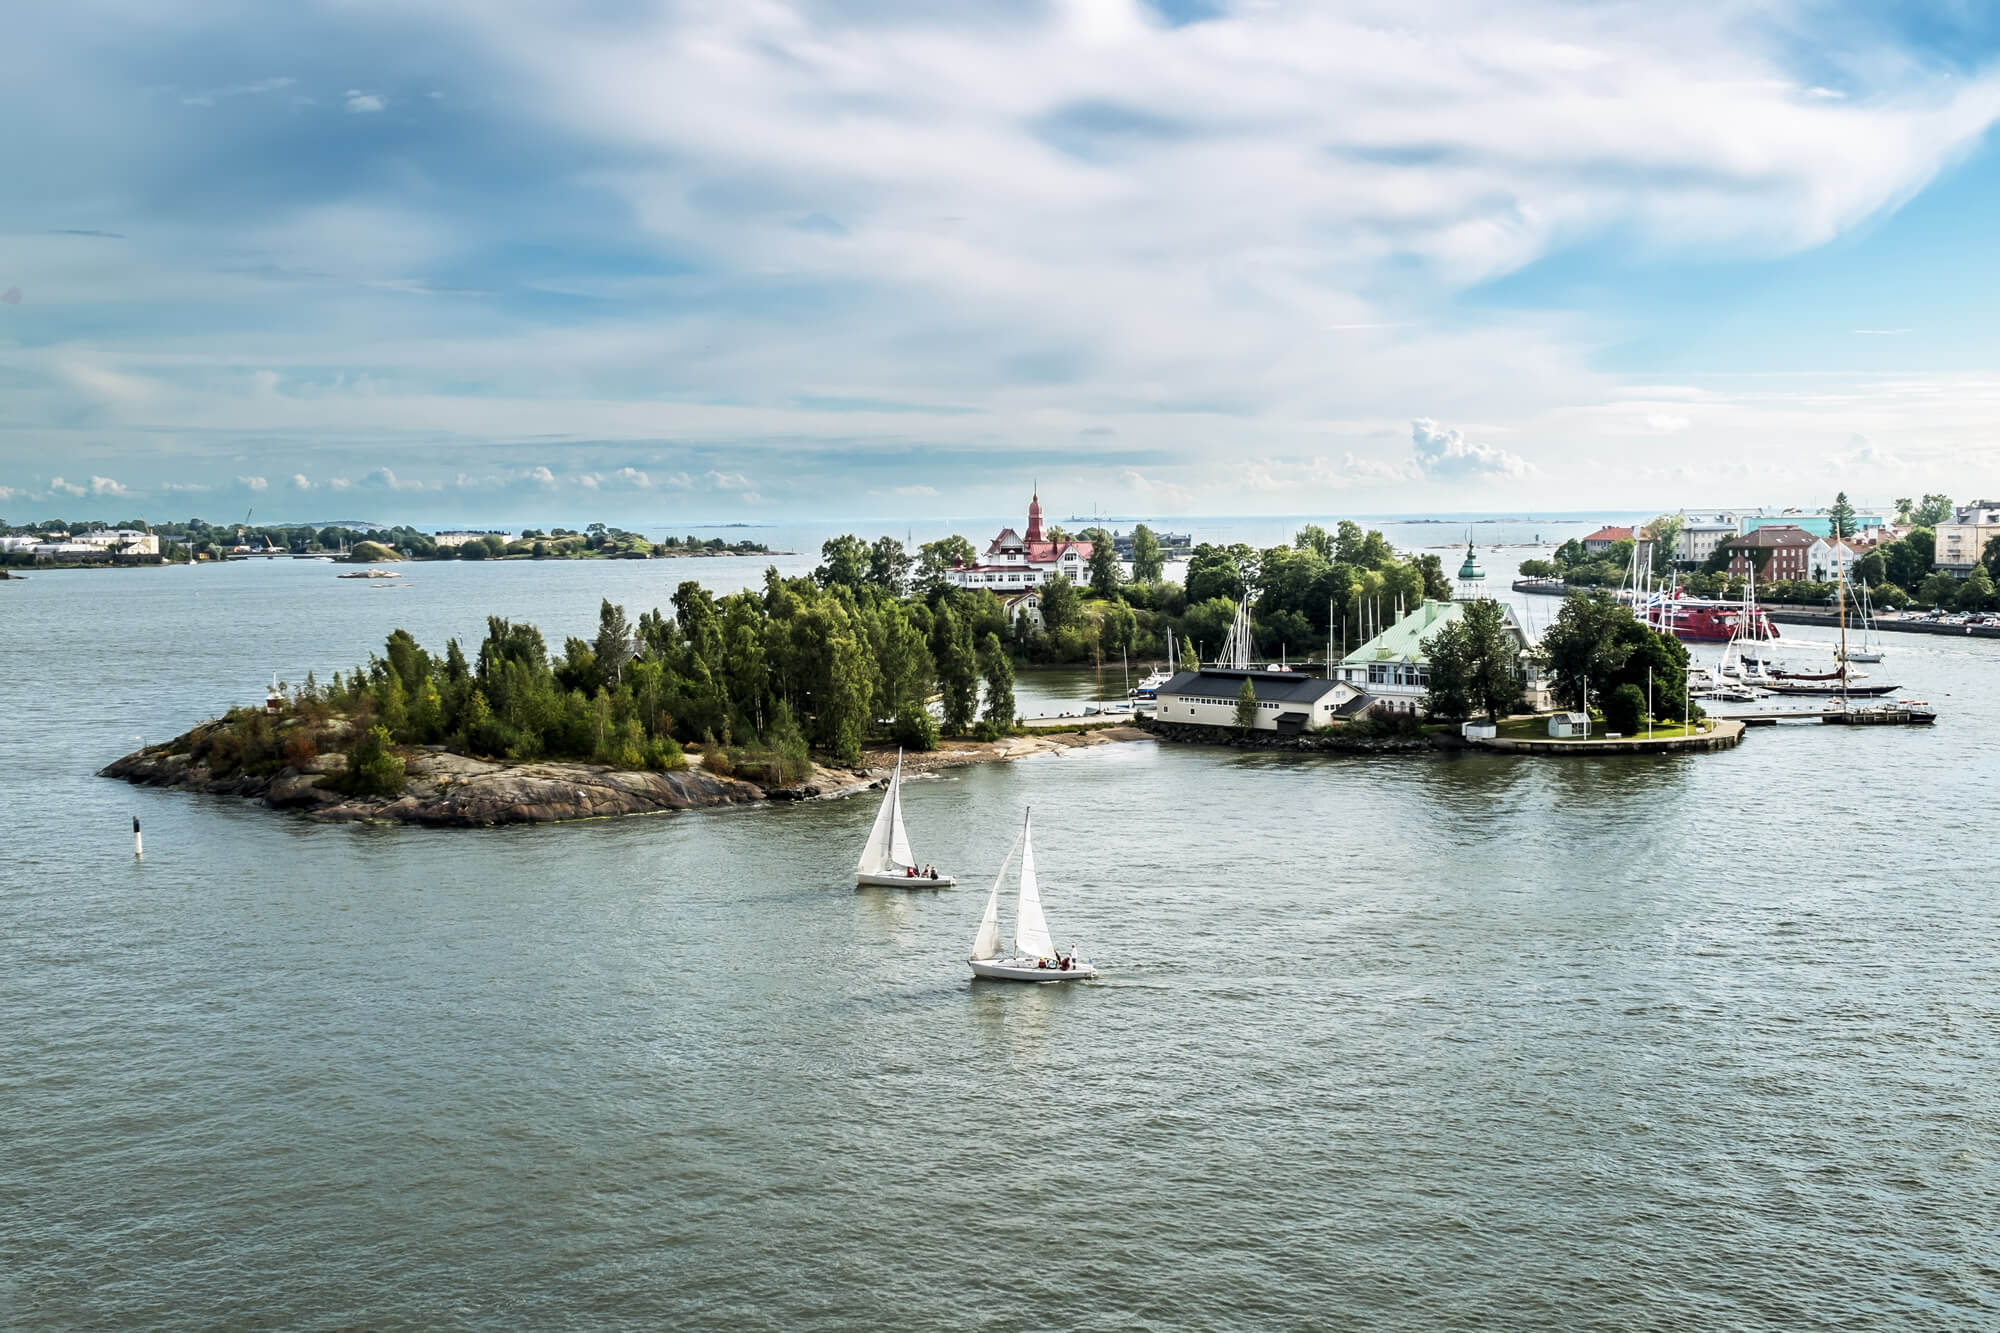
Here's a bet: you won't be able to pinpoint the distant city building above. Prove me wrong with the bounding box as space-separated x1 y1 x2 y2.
1739 509 1886 539
1932 500 2000 576
1677 514 1740 565
1154 667 1363 733
947 492 1095 603
1726 525 1814 582
19 529 160 560
1807 536 1860 583
1109 528 1193 560
1581 525 1634 555
432 529 515 548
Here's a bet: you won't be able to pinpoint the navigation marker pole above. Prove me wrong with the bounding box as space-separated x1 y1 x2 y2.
133 816 143 860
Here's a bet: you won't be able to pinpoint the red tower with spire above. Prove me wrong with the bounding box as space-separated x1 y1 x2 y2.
1025 490 1044 544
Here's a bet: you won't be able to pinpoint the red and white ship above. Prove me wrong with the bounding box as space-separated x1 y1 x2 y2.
1638 594 1777 643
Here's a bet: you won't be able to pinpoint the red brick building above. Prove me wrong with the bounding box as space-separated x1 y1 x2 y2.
1727 524 1814 581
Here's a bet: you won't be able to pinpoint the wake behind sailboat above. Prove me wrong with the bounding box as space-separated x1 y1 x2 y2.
855 750 956 888
969 809 1099 982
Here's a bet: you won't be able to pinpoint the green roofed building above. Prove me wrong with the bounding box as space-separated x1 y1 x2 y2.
1337 598 1550 717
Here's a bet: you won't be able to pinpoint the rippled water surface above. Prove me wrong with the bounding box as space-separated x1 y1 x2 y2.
4 554 1998 1330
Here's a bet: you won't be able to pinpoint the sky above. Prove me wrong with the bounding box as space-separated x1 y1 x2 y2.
5 0 2000 526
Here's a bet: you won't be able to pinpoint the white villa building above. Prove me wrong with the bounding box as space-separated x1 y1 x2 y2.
947 493 1095 598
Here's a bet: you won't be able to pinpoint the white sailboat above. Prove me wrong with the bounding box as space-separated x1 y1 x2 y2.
969 809 1099 982
854 750 955 888
1842 581 1887 663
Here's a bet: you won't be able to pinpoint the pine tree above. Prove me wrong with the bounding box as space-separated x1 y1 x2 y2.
978 632 1015 726
1829 491 1857 540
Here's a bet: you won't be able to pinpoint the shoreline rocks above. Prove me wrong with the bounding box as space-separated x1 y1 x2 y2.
99 727 1150 827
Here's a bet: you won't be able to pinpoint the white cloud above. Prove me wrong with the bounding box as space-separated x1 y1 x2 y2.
1410 418 1534 480
525 465 557 488
291 474 313 490
50 477 85 497
0 485 18 501
890 484 939 498
90 475 131 496
330 477 355 491
345 90 386 114
706 470 755 490
238 474 269 491
359 466 430 492
1645 413 1690 434
613 466 652 489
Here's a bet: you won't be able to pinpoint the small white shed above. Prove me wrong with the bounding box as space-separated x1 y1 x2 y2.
1547 712 1590 739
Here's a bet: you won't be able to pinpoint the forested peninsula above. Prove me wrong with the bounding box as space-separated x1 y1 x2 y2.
101 520 1443 824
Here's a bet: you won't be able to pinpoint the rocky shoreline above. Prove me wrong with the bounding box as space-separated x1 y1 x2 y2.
99 727 1149 827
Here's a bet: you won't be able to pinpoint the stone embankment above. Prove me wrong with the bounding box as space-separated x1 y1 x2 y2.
100 727 1149 827
1141 719 1453 753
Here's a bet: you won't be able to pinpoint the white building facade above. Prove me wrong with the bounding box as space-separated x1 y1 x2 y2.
1933 501 2000 575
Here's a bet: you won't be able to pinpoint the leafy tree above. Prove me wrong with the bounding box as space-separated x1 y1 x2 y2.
1416 553 1453 601
1645 513 1683 574
814 534 870 590
1185 543 1247 604
1130 524 1164 582
1894 497 1914 524
1083 528 1123 593
1179 636 1199 673
1856 550 1888 589
1914 494 1955 527
1554 538 1586 570
1828 492 1856 539
1536 591 1638 712
1518 558 1558 579
335 724 405 796
932 601 979 734
1421 599 1524 723
1961 562 1995 611
915 535 978 595
1098 599 1138 659
1039 575 1083 634
868 536 913 596
1882 530 1935 591
1983 533 2000 583
978 632 1015 725
1602 683 1647 736
1234 678 1258 730
1919 570 1959 609
892 703 939 752
1295 523 1334 561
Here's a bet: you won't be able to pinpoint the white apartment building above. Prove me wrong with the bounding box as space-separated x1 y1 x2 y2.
1933 501 2000 575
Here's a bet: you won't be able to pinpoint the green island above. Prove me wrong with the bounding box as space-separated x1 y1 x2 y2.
0 517 773 566
103 517 1728 824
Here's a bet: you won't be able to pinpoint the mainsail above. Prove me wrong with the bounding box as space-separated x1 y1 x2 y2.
1013 812 1055 959
856 750 911 875
887 757 914 870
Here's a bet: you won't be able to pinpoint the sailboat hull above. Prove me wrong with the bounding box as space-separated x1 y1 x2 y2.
857 871 956 888
970 956 1099 982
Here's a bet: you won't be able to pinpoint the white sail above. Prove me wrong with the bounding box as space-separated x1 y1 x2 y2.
1013 813 1055 959
887 753 914 870
973 824 1022 959
856 758 901 875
